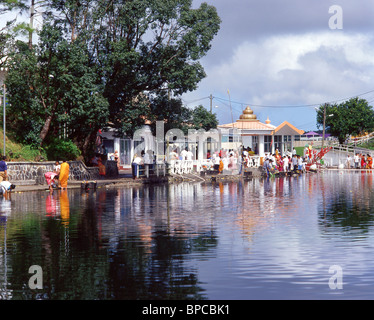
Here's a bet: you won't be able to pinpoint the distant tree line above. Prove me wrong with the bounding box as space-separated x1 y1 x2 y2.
316 97 374 144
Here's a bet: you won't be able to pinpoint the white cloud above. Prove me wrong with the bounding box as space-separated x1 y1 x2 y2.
185 31 374 128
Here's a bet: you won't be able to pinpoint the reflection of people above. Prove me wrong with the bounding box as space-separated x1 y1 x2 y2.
59 160 70 190
60 190 70 227
0 180 15 199
45 193 57 217
0 156 8 182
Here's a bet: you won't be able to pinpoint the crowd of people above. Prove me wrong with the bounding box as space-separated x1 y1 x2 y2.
165 147 244 174
346 153 373 169
262 151 306 177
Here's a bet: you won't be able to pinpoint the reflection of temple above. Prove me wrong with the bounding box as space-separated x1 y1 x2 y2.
218 106 304 157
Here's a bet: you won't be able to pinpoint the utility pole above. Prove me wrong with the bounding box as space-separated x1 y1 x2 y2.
322 104 326 149
209 94 213 113
227 90 234 125
3 84 5 157
29 0 35 50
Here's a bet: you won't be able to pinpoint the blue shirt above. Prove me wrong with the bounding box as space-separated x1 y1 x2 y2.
0 161 7 172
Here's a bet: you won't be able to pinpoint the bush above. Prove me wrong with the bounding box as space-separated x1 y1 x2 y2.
45 138 81 161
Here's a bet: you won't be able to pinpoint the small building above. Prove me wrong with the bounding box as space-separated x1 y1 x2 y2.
218 106 304 157
93 106 304 167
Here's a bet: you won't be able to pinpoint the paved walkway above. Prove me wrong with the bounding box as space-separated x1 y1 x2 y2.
14 173 147 193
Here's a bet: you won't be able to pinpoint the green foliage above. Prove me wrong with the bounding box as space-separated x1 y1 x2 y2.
45 137 81 161
2 0 221 159
316 98 374 144
190 105 218 131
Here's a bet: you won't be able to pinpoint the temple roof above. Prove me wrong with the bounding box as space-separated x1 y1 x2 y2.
272 121 304 135
218 121 275 131
218 106 303 135
218 106 275 131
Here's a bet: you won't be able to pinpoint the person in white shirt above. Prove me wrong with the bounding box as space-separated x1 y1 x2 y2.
354 154 359 169
186 149 193 161
0 180 15 199
297 156 303 171
283 156 289 173
143 150 154 175
212 153 220 172
180 148 188 160
346 155 352 169
132 154 143 179
169 150 178 161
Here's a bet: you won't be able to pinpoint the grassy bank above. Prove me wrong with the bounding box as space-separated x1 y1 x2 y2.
360 139 374 151
0 128 45 161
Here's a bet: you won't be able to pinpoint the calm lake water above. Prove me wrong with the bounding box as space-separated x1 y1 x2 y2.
0 170 374 300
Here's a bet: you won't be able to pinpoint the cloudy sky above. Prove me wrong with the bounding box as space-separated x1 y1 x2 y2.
183 0 374 130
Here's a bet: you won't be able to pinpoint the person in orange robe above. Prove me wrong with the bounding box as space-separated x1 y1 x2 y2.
59 160 70 190
219 159 224 174
367 154 373 169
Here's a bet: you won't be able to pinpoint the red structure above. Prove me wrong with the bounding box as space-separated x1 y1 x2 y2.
305 146 332 171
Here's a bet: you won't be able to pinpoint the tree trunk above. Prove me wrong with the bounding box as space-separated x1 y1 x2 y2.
39 113 53 146
82 130 99 162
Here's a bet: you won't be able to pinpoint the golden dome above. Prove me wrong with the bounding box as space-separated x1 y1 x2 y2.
239 106 257 120
265 117 271 124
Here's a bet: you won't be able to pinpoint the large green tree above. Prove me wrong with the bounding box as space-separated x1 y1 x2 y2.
316 98 374 144
6 24 109 156
3 0 221 159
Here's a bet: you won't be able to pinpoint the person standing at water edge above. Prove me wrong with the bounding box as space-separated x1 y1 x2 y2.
361 154 366 169
0 180 15 199
346 155 352 169
132 153 143 179
0 156 8 182
367 154 373 169
354 154 360 169
59 160 70 190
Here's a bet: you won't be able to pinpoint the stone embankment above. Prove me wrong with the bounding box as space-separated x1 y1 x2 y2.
10 162 263 193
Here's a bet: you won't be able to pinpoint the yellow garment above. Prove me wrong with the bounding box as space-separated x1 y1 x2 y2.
60 190 70 227
59 162 70 188
219 160 224 173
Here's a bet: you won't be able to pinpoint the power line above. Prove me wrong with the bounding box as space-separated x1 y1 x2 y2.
212 89 374 109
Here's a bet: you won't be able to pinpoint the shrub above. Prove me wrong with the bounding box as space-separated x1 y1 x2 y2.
45 138 81 161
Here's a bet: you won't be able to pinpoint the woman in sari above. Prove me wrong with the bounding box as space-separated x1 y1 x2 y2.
361 155 366 169
59 160 69 190
367 154 373 169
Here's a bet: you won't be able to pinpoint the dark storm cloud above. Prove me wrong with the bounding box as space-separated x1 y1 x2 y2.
194 0 374 65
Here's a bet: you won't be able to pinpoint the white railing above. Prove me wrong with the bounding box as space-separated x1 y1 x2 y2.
169 160 195 175
244 156 260 168
347 132 374 146
168 156 262 175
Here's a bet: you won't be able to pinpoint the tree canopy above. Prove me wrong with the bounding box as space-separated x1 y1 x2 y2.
1 0 221 160
316 97 374 144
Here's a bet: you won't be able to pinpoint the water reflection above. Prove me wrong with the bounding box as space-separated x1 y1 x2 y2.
0 171 373 299
318 171 374 239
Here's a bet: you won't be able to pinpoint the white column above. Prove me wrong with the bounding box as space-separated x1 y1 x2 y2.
114 138 120 155
291 135 295 151
259 135 265 157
